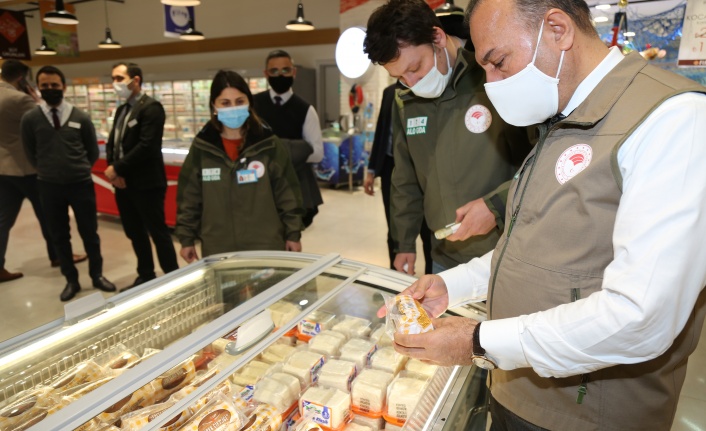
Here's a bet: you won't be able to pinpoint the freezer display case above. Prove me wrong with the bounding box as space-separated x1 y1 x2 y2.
0 252 488 431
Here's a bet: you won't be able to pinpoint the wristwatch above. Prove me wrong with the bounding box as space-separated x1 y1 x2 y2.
471 321 498 370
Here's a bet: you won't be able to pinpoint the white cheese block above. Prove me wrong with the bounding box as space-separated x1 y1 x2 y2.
351 369 393 414
340 338 377 371
261 344 297 364
386 377 427 420
282 351 326 386
404 359 438 378
299 386 351 430
253 376 296 413
383 423 404 431
370 347 407 375
332 316 372 338
299 310 337 338
308 331 346 356
269 372 301 400
317 359 357 393
231 360 272 387
370 326 393 347
351 415 384 431
346 423 372 431
269 301 301 328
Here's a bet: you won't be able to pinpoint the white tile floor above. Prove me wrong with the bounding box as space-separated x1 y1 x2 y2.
1 185 704 430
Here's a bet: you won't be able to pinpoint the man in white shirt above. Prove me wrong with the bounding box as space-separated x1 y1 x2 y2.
389 0 706 429
253 50 324 227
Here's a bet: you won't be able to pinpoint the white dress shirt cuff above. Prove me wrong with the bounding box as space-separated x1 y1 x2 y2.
439 251 492 309
481 317 529 370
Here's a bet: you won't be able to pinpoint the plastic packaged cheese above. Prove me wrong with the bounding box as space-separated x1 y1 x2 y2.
350 369 394 417
308 331 346 357
369 347 407 375
385 295 434 339
282 350 326 386
383 373 429 426
339 338 377 372
317 359 357 393
298 310 337 341
299 386 351 430
331 316 372 338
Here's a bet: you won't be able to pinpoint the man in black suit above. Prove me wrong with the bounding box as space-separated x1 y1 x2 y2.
105 62 178 290
364 83 432 273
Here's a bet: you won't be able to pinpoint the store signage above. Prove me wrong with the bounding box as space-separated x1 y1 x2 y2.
0 9 31 60
677 0 706 66
39 1 79 57
164 5 195 38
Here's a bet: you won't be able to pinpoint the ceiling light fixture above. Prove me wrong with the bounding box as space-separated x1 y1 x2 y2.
593 16 609 23
35 36 57 55
434 0 463 17
161 0 201 5
180 19 205 40
286 1 314 31
43 0 79 25
98 0 121 49
623 31 636 37
595 4 612 9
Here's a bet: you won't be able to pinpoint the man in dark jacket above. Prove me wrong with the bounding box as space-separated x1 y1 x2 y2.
364 83 433 273
105 62 178 290
21 66 115 301
253 50 323 228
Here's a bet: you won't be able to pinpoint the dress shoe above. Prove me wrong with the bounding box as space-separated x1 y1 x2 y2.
51 254 88 268
0 268 23 283
92 276 116 292
120 275 156 292
60 282 81 301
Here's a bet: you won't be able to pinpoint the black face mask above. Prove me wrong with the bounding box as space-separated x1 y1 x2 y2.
40 89 64 106
268 76 294 95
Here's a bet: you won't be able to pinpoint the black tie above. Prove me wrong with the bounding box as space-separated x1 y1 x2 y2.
274 96 282 106
51 108 61 130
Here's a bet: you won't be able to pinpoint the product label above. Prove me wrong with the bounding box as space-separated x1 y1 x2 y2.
299 320 322 337
161 367 187 390
310 357 325 384
202 168 221 182
406 116 427 136
241 385 254 401
198 409 231 431
365 345 378 368
301 400 333 428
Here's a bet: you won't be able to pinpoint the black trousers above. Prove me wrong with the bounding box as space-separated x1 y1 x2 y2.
0 175 57 269
37 179 102 283
380 155 433 274
489 396 548 431
115 187 178 279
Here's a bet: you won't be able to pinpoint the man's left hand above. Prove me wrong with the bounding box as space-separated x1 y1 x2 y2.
286 241 302 252
111 176 126 189
393 317 478 366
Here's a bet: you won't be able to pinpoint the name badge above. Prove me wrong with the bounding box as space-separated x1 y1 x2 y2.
236 169 258 184
202 168 221 182
127 119 138 128
68 121 81 129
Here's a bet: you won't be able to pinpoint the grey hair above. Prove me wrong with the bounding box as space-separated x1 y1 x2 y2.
465 0 595 35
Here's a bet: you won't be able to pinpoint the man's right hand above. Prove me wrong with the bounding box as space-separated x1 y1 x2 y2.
180 246 199 263
364 172 375 196
377 274 450 318
394 252 416 275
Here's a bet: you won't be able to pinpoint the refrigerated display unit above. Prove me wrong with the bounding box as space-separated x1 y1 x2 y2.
0 252 488 431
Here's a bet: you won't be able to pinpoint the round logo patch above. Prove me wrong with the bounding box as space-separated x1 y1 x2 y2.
247 161 265 178
555 144 592 185
465 104 492 133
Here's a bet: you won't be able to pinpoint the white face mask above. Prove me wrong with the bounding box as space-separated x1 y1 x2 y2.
402 45 453 99
113 79 133 99
484 20 565 127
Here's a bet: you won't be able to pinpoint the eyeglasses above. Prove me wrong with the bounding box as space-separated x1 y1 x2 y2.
267 67 294 77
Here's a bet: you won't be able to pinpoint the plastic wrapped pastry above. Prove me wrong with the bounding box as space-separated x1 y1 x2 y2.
239 403 282 431
175 393 244 431
385 295 434 337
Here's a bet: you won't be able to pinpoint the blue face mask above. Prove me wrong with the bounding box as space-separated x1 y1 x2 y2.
217 105 250 129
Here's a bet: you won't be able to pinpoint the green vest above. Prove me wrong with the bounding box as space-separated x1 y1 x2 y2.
489 52 706 431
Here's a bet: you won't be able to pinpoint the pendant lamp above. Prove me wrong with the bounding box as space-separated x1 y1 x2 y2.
161 0 201 5
434 0 463 17
180 19 205 40
98 0 121 48
44 0 79 25
35 36 57 55
286 1 314 31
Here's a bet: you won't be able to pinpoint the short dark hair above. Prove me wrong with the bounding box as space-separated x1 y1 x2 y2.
36 65 66 86
209 69 263 138
112 62 143 86
1 60 29 82
466 0 594 35
265 49 293 66
364 0 442 65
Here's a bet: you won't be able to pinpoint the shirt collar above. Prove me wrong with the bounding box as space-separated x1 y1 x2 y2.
40 99 73 113
561 47 624 117
127 91 143 106
269 87 293 104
